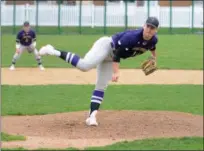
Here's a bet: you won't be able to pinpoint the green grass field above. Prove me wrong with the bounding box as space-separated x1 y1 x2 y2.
2 34 203 69
2 85 203 116
1 132 26 142
2 32 203 150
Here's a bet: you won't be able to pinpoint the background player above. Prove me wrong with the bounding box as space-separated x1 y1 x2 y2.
9 21 44 71
39 17 159 126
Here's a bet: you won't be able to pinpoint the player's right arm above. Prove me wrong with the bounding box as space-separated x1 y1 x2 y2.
112 47 123 82
112 62 120 82
148 37 158 65
112 33 133 82
16 32 21 53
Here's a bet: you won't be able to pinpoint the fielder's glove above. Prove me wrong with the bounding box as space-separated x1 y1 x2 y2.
141 56 157 76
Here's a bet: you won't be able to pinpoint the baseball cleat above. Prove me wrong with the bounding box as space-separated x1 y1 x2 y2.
39 65 45 71
86 116 98 126
39 44 55 56
9 65 15 71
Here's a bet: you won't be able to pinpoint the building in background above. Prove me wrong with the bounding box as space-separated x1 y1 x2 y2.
159 1 192 6
4 0 35 5
2 0 202 7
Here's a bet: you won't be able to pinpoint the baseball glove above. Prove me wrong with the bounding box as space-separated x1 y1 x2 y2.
141 56 157 76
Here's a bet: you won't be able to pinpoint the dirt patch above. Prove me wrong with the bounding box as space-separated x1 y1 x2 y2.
1 68 203 85
2 110 203 149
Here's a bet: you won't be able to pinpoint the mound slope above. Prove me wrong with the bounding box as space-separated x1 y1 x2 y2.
2 110 203 149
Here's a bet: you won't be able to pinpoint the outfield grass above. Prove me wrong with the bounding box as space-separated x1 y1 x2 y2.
2 34 203 69
2 85 203 116
1 132 26 141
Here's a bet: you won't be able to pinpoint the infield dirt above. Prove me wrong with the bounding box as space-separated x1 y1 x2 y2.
1 68 203 85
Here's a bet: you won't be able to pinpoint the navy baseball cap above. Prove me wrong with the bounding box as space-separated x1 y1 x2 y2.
23 21 30 26
146 17 159 28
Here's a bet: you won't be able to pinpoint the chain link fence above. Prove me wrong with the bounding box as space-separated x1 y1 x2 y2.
1 0 203 35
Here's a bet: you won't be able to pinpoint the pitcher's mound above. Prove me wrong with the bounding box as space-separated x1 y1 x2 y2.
2 110 203 149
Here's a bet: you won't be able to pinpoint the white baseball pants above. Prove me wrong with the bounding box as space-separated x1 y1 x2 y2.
76 36 114 90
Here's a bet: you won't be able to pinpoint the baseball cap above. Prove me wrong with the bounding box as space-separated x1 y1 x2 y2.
146 17 159 28
23 21 30 26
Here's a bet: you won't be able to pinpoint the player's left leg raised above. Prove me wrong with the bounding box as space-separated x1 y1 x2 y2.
39 36 113 72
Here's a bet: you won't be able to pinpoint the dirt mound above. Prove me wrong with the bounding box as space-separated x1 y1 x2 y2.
2 68 203 85
2 110 203 149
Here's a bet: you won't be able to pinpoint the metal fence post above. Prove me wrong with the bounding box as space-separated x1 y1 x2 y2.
58 0 62 34
147 0 150 18
36 0 39 33
79 0 82 34
13 0 16 34
25 3 29 21
169 0 173 34
104 0 107 34
191 0 194 33
91 2 95 28
124 0 128 30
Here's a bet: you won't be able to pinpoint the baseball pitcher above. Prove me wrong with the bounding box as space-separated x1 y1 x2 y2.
9 21 44 71
39 17 159 126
